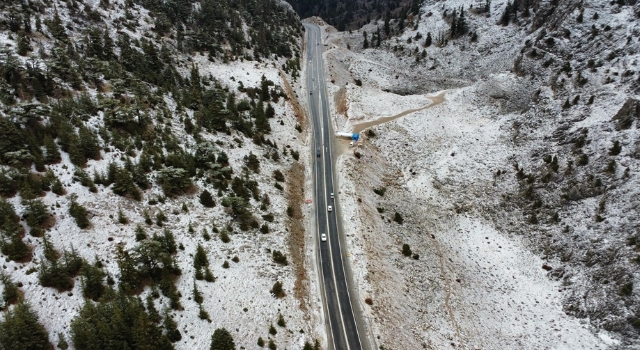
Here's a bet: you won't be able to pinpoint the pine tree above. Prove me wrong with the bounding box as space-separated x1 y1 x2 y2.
265 103 275 119
253 101 270 134
117 247 141 294
271 281 285 298
456 8 467 37
145 295 161 323
113 168 141 200
132 312 171 350
43 135 61 163
194 244 209 270
450 9 458 37
244 152 261 173
69 197 90 229
384 12 391 36
260 76 271 101
1 273 20 307
17 33 30 56
200 190 216 207
0 303 52 349
78 125 101 160
277 314 286 327
48 8 67 41
69 138 86 167
193 281 203 304
81 261 106 301
135 225 147 241
210 328 236 350
163 310 182 342
1 234 30 261
103 30 114 60
23 199 48 236
198 305 211 321
72 289 175 349
424 32 432 47
57 333 69 350
363 31 369 49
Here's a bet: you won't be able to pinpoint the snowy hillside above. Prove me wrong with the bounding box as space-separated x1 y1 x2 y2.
319 0 640 349
0 0 324 349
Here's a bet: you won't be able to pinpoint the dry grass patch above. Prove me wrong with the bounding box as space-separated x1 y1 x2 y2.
286 162 308 313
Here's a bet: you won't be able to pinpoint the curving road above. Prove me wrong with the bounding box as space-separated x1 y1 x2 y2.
303 22 366 350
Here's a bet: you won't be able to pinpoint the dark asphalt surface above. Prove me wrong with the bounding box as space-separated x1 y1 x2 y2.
303 23 363 350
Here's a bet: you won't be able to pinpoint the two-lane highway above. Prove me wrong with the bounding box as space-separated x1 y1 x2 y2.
303 22 365 350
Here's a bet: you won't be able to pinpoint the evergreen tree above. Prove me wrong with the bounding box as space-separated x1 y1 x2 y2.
23 199 49 236
43 135 61 163
194 244 209 270
450 9 458 37
81 261 106 301
1 273 20 307
0 303 52 350
163 310 182 342
103 30 114 60
200 190 216 207
244 152 261 173
456 8 467 37
132 312 173 350
265 103 275 119
277 314 286 327
135 225 147 241
71 289 175 350
69 197 90 229
271 281 285 298
193 281 203 304
253 101 270 134
145 295 161 323
0 117 26 163
47 8 67 41
363 31 369 49
210 328 236 350
57 333 69 350
117 247 141 294
260 76 271 101
384 12 391 36
1 234 30 262
113 168 141 200
78 126 101 160
17 33 30 56
424 32 432 47
68 138 86 167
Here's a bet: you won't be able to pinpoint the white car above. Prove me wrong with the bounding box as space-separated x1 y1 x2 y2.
328 205 332 212
321 233 327 241
330 193 334 199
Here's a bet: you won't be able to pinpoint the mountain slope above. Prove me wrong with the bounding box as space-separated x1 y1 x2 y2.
0 0 322 349
317 0 640 348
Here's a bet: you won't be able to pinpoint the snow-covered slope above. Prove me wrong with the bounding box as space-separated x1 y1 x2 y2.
0 0 324 348
321 0 640 349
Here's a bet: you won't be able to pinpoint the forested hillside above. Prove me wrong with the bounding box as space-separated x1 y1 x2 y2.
0 0 318 349
286 0 423 31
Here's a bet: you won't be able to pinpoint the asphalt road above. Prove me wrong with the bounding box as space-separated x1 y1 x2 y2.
302 23 363 350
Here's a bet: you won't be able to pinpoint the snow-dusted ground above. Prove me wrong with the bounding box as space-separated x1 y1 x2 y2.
0 0 324 348
2 60 318 348
318 0 640 348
